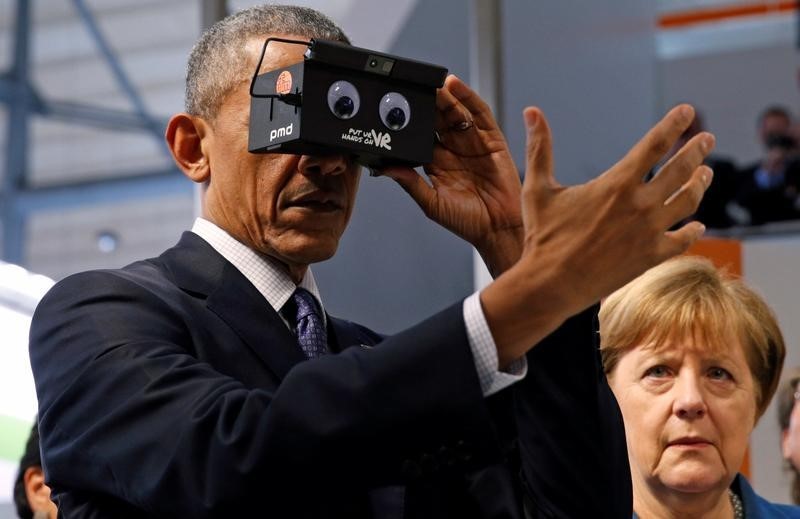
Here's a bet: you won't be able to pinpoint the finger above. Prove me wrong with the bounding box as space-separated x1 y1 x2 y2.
659 165 713 228
649 131 715 201
435 76 475 133
658 220 706 260
381 166 436 215
612 104 696 183
441 75 498 131
522 107 556 192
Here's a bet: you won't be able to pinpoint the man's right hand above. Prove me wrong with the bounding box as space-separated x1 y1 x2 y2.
481 104 715 367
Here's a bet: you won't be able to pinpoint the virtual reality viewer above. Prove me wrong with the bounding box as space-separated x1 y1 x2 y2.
248 38 448 168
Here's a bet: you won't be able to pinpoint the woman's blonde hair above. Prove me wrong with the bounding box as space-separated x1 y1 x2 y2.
599 255 785 420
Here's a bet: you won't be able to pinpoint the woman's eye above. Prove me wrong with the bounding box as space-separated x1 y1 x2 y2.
708 367 733 381
645 365 670 378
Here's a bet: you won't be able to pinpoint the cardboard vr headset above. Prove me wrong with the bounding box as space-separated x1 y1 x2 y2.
248 38 448 169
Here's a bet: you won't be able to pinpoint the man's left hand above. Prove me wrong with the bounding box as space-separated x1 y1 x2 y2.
383 75 522 278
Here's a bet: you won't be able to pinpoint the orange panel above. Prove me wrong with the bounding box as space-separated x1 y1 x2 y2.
659 1 796 29
686 237 742 276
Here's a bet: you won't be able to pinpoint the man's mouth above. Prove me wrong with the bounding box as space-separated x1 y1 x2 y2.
286 192 344 212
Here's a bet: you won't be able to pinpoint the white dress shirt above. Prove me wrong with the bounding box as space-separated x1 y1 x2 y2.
192 218 525 396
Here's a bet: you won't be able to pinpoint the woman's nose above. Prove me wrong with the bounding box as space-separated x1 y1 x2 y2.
672 375 708 420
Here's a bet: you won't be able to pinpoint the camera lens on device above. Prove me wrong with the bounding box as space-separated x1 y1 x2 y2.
327 81 360 120
369 59 378 68
379 92 410 130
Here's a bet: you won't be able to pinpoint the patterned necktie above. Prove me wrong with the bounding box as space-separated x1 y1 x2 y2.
289 288 328 358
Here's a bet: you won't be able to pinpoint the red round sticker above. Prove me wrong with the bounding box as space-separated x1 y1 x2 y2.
276 71 292 95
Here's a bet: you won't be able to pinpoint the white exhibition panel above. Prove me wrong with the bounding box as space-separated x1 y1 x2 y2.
0 263 52 509
745 234 800 504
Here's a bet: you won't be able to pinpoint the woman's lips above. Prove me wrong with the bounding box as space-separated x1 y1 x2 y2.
667 437 712 448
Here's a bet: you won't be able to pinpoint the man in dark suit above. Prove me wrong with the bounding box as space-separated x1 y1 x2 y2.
29 5 715 518
736 133 800 225
734 106 800 225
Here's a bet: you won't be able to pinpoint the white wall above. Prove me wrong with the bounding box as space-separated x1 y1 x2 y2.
744 235 800 504
0 262 53 516
502 1 660 185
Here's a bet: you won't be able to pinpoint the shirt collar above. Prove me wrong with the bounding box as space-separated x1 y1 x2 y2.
190 218 325 321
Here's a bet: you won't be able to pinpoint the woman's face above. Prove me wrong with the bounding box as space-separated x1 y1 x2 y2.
782 387 800 470
608 335 757 498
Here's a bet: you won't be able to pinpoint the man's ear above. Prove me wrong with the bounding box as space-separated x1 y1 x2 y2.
23 466 52 512
166 113 211 183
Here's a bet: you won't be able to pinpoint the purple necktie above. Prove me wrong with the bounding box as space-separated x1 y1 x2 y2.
289 288 328 358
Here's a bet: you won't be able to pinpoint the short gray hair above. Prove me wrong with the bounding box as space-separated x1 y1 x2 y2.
185 5 350 121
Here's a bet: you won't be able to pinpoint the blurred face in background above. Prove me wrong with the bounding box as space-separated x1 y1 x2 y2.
24 465 58 519
760 112 792 148
782 383 800 471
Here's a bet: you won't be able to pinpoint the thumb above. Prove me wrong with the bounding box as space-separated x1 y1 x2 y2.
522 107 556 192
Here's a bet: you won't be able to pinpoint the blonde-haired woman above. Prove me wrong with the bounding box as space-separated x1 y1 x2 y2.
599 256 798 518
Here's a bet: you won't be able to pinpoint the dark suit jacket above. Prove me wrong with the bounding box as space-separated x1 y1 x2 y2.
736 160 800 225
30 232 630 518
692 156 738 228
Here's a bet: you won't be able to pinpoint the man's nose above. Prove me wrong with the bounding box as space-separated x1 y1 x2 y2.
672 374 707 420
298 154 349 177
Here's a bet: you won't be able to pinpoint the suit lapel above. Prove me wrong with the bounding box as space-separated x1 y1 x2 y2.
206 261 306 380
164 232 306 381
328 316 383 352
328 317 360 353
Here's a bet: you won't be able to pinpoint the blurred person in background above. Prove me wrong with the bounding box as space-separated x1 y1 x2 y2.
14 421 57 519
736 132 800 225
778 368 800 505
600 256 798 518
735 106 800 225
754 106 794 154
